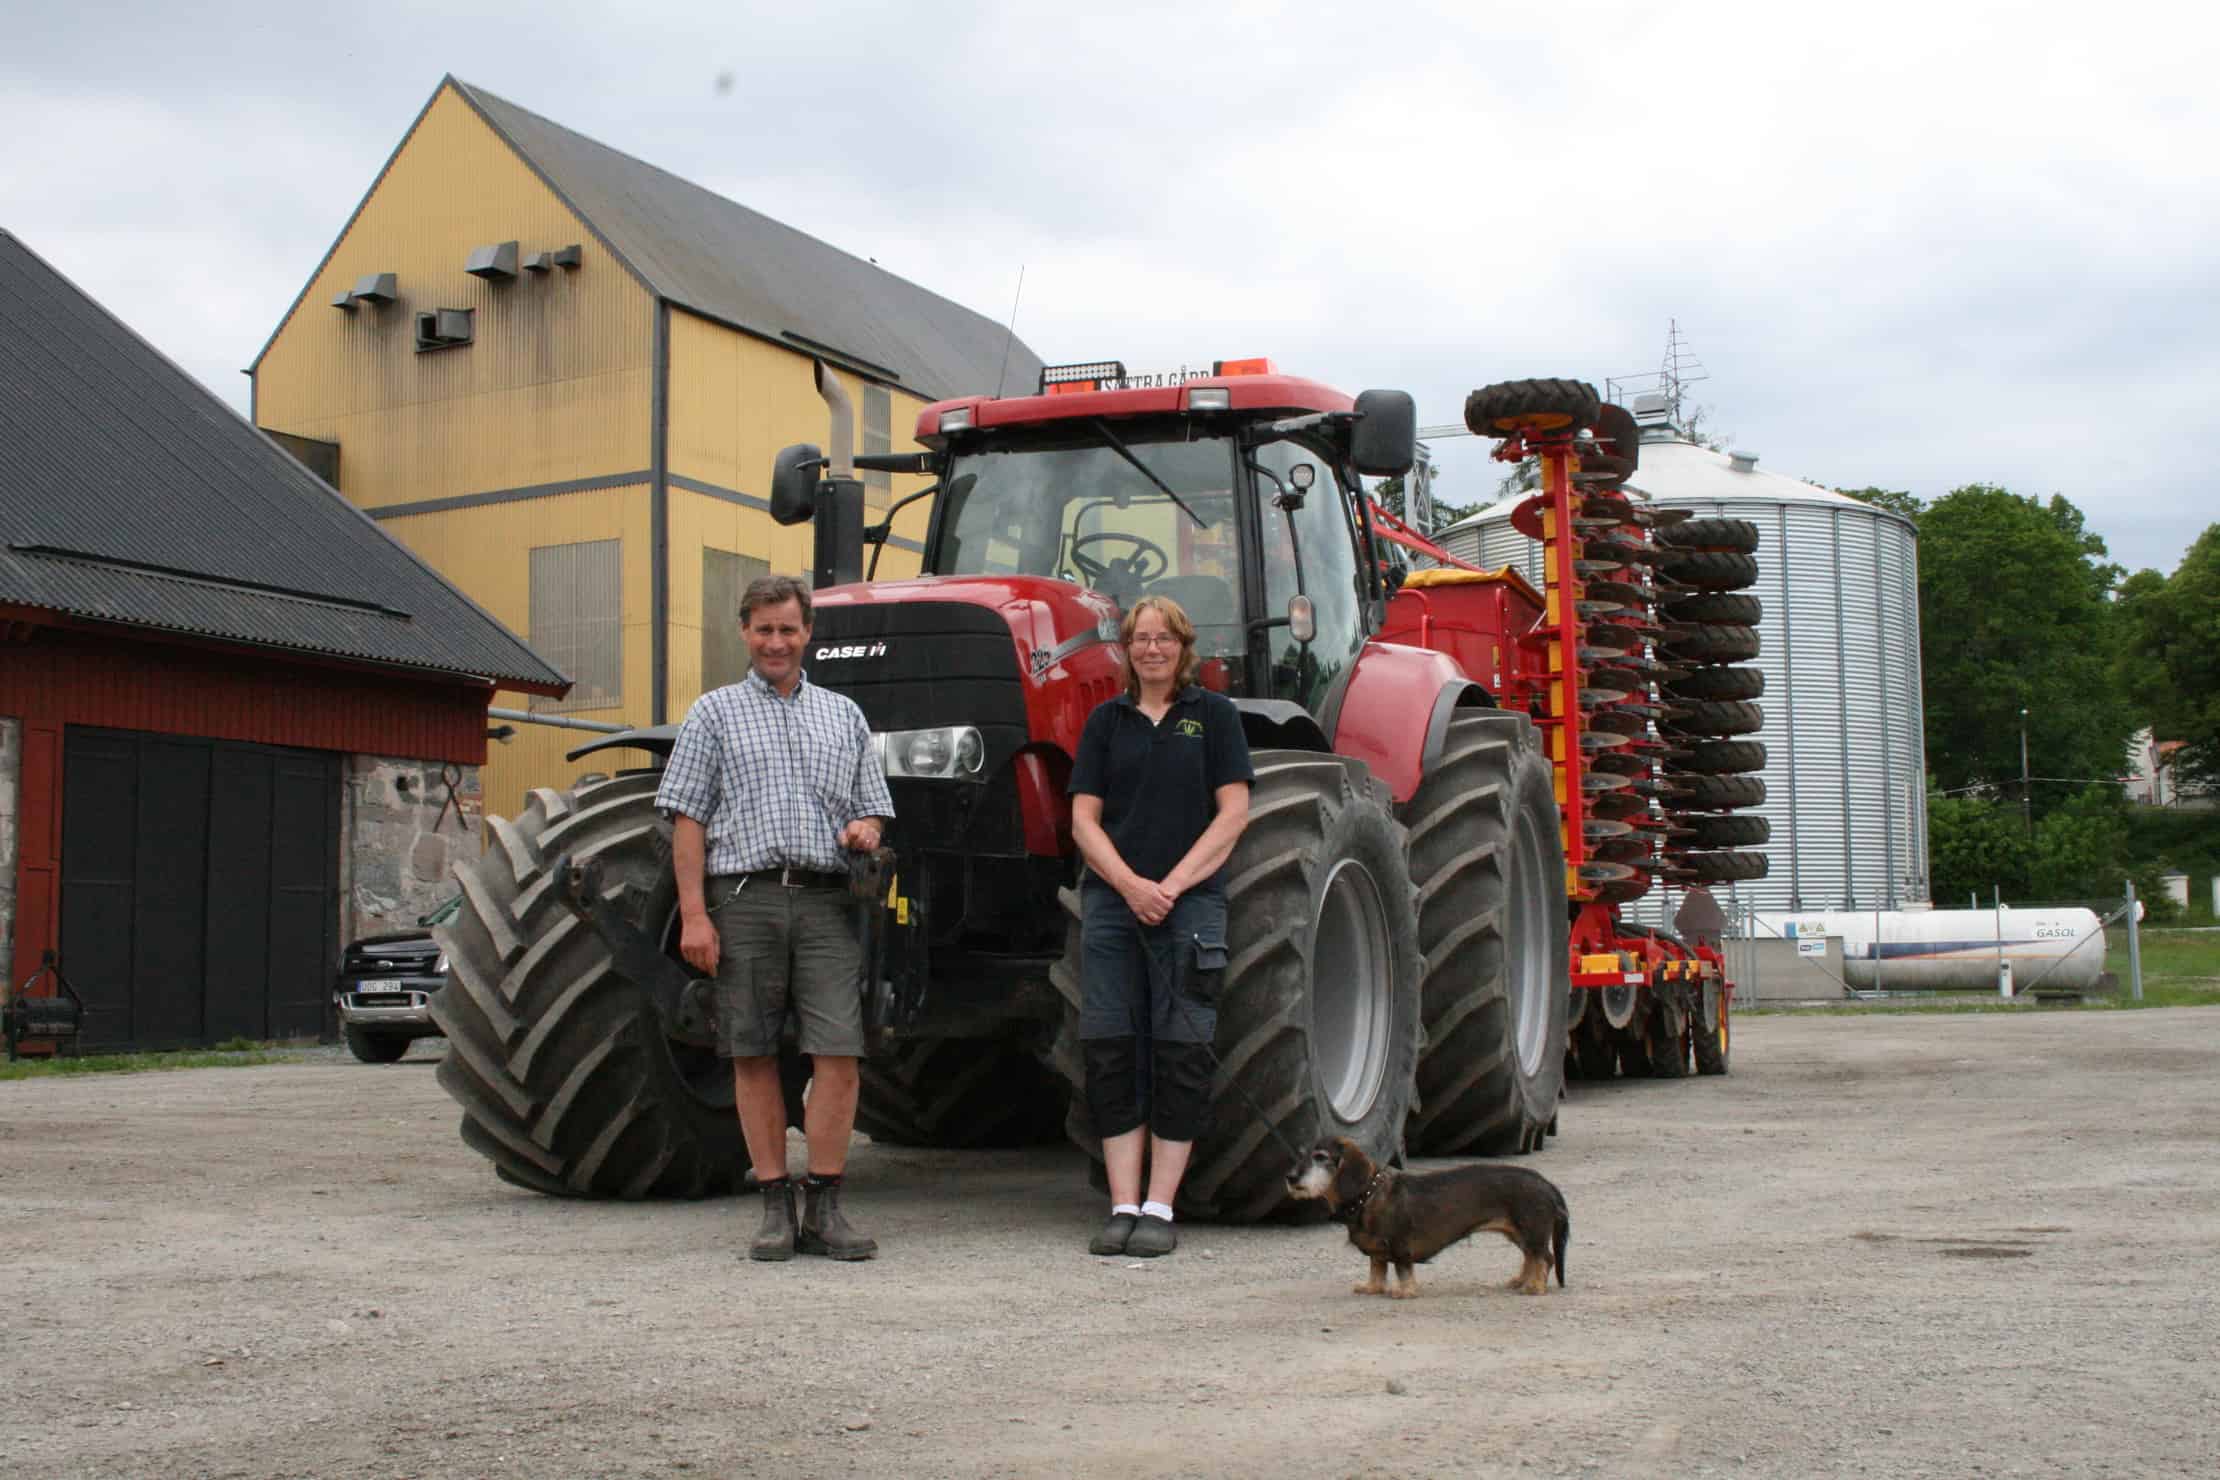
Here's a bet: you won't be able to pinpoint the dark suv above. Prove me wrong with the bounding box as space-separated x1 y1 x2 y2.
333 898 458 1063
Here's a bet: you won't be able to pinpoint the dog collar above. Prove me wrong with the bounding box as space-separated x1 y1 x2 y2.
1333 1167 1386 1226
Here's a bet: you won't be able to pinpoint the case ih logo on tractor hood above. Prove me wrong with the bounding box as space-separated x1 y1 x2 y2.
814 642 887 660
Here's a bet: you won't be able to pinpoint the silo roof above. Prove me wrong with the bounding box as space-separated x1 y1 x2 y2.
1441 435 1911 534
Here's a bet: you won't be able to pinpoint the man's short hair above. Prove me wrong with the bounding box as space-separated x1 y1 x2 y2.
739 573 813 627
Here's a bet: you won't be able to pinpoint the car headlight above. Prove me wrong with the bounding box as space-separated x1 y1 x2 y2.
433 952 450 975
877 726 988 781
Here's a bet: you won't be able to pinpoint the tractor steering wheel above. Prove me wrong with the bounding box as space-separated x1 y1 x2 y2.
1068 531 1170 586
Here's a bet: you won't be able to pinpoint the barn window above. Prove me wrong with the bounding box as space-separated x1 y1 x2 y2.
529 539 622 713
701 547 770 691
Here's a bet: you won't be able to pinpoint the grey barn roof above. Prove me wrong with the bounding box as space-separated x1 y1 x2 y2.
0 228 568 694
453 79 1039 399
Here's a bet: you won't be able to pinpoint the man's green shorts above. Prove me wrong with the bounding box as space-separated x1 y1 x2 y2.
708 876 865 1058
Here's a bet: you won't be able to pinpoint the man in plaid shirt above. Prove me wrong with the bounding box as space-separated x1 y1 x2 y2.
658 573 894 1262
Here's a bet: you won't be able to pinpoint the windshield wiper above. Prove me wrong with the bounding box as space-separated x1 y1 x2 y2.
1089 418 1208 529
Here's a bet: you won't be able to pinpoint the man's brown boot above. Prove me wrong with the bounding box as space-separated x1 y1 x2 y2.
797 1173 878 1261
749 1177 796 1262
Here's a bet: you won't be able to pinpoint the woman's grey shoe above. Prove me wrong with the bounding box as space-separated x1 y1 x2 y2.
797 1173 878 1260
1089 1212 1140 1255
750 1177 796 1262
1125 1214 1178 1257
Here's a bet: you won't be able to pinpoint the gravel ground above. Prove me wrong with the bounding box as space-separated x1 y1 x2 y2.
4 1008 2217 1480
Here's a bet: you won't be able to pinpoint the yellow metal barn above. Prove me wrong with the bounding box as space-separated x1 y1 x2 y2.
252 76 1041 822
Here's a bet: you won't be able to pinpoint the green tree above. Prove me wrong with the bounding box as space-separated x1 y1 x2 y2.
1927 792 2027 904
1916 484 2131 810
2116 523 2220 789
1838 486 1924 523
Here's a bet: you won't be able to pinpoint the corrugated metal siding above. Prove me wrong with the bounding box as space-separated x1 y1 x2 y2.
1452 494 1929 917
254 84 653 509
0 631 489 763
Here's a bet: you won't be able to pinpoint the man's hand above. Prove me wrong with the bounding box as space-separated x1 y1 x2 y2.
679 912 719 975
841 817 885 853
1120 876 1178 927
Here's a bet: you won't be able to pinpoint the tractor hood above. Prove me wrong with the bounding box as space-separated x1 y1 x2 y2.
807 574 1128 762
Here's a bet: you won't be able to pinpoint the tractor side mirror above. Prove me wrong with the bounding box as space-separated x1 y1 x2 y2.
1350 389 1416 477
770 443 825 526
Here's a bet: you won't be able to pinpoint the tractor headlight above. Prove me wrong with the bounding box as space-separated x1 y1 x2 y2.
877 726 988 781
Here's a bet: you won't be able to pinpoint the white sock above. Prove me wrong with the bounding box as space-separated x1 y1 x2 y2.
1141 1201 1175 1222
1112 1203 1141 1218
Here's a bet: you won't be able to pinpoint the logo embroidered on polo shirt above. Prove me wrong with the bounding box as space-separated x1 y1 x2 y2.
1175 718 1205 738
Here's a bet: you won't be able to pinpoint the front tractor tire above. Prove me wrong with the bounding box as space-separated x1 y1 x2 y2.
1399 712 1569 1156
1047 752 1423 1223
855 1037 1068 1148
431 773 747 1198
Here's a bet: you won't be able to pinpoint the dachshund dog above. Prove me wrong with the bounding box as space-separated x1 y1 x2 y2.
1288 1136 1568 1299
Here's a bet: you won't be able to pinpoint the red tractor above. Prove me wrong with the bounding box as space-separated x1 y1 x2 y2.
431 361 1758 1218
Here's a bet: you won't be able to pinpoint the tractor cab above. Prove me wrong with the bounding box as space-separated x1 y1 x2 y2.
773 356 1417 718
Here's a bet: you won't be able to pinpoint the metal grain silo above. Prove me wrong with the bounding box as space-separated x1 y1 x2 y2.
1439 405 1929 913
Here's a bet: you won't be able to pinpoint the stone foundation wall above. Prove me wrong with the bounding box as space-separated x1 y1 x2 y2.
0 717 18 975
341 754 482 943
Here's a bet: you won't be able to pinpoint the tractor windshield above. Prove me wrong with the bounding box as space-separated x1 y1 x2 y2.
939 432 1247 662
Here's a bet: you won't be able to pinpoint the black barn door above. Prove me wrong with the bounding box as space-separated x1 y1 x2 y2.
59 727 339 1049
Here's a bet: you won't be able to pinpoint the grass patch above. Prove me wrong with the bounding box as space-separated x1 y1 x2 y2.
2115 927 2220 986
0 1047 296 1081
1747 927 2220 1015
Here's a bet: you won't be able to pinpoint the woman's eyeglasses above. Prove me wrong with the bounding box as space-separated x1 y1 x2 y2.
1126 634 1182 648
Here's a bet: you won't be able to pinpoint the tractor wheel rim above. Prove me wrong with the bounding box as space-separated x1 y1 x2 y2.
1313 857 1392 1122
1510 811 1555 1077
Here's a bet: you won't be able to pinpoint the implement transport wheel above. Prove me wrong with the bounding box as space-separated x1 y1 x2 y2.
1679 849 1771 883
856 1037 1069 1148
1667 774 1769 810
1661 592 1762 626
1399 712 1569 1156
1655 517 1761 553
1047 751 1422 1223
1682 812 1773 849
1657 550 1760 590
1664 699 1765 738
1693 976 1731 1075
1663 665 1765 702
1465 378 1602 439
1661 623 1761 664
1643 989 1691 1079
431 773 745 1198
1673 739 1769 775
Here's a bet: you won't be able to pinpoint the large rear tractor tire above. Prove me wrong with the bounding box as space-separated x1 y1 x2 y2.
1046 752 1423 1223
1399 712 1568 1155
856 1037 1068 1148
431 773 746 1198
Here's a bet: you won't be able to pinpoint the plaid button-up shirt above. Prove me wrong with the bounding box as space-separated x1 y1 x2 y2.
655 668 895 875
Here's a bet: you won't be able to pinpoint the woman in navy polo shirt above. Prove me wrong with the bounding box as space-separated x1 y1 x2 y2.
1068 595 1255 1257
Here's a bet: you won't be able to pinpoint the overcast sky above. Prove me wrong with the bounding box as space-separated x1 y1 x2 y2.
5 1 2214 576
